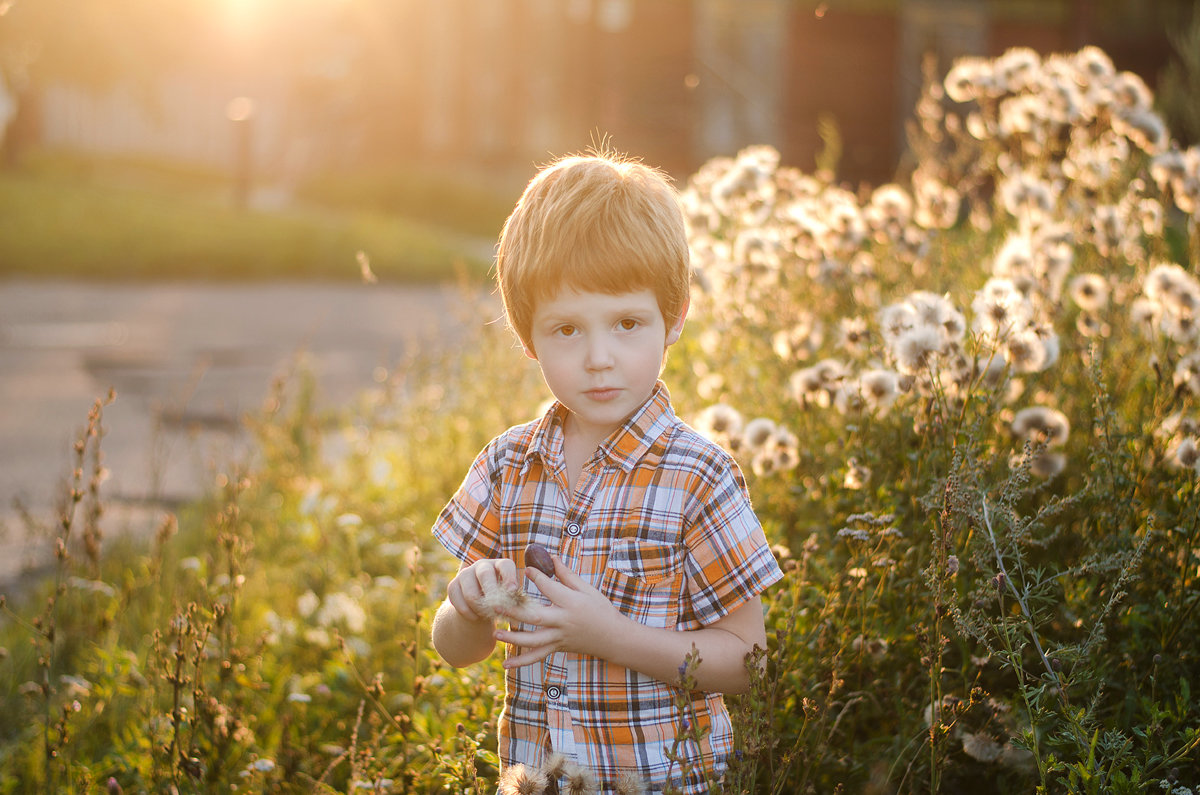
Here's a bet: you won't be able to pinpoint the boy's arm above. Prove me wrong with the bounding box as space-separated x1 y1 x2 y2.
494 561 766 694
431 558 515 667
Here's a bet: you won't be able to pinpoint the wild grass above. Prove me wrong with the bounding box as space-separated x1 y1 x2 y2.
0 150 498 282
2 44 1200 794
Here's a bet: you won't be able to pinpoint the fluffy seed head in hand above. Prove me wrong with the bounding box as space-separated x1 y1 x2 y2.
478 578 529 620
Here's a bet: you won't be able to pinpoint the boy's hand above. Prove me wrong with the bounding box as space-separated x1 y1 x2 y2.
494 555 627 668
446 558 519 623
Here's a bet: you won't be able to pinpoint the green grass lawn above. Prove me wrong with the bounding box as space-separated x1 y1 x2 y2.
0 151 504 282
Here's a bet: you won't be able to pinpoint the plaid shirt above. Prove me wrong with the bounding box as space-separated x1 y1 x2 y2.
433 382 783 794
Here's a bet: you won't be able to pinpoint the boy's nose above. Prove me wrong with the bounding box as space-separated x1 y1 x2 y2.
584 335 615 370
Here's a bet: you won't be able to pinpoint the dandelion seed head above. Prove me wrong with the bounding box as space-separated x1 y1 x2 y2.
1011 406 1070 447
996 46 1042 92
879 301 918 344
1029 450 1067 479
1005 327 1056 374
1074 45 1115 81
751 450 779 477
838 316 871 354
893 324 944 374
771 313 824 362
913 170 962 229
1174 352 1200 396
1076 312 1110 338
693 403 744 441
788 359 849 407
477 580 529 620
1069 273 1110 312
1167 436 1200 471
499 764 549 795
962 732 1004 763
562 761 599 795
972 278 1034 341
614 771 648 795
998 171 1057 217
834 380 868 416
844 457 871 490
906 291 966 343
1115 107 1169 154
852 369 899 414
742 417 778 452
944 57 993 102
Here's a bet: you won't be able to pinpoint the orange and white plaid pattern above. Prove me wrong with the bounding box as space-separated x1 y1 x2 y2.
433 382 783 794
436 384 782 792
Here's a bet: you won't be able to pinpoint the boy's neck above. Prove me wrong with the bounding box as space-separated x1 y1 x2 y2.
561 413 610 492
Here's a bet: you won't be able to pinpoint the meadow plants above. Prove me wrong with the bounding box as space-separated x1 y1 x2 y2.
2 45 1200 793
675 44 1200 793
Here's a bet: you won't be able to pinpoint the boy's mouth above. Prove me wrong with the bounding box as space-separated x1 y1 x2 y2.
584 387 621 402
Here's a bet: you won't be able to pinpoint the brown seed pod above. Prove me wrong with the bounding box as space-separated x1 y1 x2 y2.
524 543 556 578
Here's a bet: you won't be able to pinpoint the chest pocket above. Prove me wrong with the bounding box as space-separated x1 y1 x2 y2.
601 538 685 628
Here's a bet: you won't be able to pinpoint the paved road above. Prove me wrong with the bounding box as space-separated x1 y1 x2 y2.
0 280 486 589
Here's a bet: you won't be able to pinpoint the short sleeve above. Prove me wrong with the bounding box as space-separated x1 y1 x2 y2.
681 452 783 626
431 436 505 565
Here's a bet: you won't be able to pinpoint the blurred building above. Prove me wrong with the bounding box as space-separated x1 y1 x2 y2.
29 0 1191 187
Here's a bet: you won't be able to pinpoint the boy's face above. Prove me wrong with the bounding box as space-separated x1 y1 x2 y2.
525 288 686 447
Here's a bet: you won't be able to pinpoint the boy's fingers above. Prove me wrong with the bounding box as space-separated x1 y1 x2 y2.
524 566 576 603
496 558 518 588
500 599 546 627
447 587 483 623
501 640 555 669
549 558 590 590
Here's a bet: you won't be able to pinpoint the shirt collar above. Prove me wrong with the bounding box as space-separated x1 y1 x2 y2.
526 381 676 472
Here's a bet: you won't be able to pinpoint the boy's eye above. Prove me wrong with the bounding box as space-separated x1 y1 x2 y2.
618 318 640 331
556 325 576 337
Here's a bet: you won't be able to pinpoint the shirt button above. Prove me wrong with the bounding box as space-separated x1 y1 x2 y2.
545 685 562 700
565 522 581 537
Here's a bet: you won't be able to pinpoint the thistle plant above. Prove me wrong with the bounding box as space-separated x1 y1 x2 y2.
3 43 1200 795
668 42 1200 794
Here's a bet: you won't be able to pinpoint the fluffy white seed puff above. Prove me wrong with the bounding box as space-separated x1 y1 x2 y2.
477 578 529 621
498 754 647 795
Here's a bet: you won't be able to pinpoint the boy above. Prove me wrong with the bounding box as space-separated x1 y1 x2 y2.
430 149 783 794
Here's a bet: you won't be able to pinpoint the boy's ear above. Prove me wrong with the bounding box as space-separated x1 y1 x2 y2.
665 295 690 346
522 341 538 360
